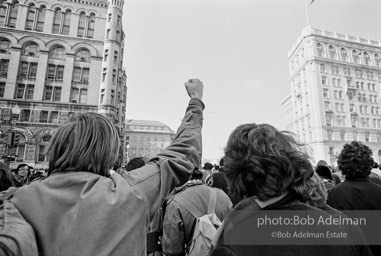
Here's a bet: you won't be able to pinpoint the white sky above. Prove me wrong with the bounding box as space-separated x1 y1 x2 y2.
123 0 381 161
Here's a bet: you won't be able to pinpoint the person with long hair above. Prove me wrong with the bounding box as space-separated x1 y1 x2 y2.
210 123 372 256
6 78 205 256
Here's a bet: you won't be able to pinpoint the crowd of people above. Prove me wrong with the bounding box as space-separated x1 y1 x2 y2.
0 79 381 256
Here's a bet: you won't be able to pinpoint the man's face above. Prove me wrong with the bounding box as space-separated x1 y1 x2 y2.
18 166 28 177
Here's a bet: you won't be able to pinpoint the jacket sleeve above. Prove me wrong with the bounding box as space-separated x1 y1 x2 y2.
127 98 204 218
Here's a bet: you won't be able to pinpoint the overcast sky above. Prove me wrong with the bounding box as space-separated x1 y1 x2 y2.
123 0 381 161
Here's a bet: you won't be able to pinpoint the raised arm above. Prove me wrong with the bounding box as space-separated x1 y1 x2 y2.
127 79 204 218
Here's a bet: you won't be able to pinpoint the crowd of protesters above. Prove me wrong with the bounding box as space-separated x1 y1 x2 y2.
0 79 381 256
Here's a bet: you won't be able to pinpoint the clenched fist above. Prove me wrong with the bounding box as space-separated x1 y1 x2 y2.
185 78 204 100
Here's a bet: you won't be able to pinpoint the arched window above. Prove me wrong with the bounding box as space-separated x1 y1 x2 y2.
0 38 10 53
38 135 51 162
87 13 95 38
52 8 62 34
8 1 18 28
23 42 39 57
352 50 359 63
25 4 36 30
77 12 86 37
75 48 90 62
50 46 65 59
317 43 324 57
363 52 370 65
52 8 70 34
36 5 46 32
328 45 336 59
340 48 347 61
375 54 380 67
62 10 71 35
0 3 6 26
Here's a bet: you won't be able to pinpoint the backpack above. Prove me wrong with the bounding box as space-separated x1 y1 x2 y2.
181 188 221 256
0 187 39 256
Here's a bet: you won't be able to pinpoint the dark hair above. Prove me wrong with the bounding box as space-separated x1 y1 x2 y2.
219 158 224 167
47 112 120 176
373 162 379 169
304 172 327 208
125 157 145 172
203 162 213 171
224 123 314 204
0 163 14 191
191 170 203 180
337 141 373 180
315 165 332 180
316 160 328 167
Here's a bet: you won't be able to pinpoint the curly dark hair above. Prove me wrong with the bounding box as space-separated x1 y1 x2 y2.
337 141 374 180
224 123 314 205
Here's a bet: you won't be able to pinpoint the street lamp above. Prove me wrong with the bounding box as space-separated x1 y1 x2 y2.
126 144 130 164
11 105 20 123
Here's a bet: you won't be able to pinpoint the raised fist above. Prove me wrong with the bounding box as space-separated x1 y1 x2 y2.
185 78 204 100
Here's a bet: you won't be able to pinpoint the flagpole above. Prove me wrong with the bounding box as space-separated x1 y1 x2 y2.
304 0 310 27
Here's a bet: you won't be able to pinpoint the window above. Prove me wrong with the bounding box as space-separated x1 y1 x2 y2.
111 89 115 105
337 79 341 87
351 116 358 128
8 2 18 28
70 88 79 103
340 48 347 61
108 13 111 21
87 14 95 38
20 109 30 122
19 62 37 78
50 46 65 59
0 59 9 75
75 49 90 62
15 84 32 99
25 84 34 99
106 29 110 39
375 54 380 67
23 42 39 57
317 43 324 57
39 111 48 123
323 88 329 98
77 12 86 36
80 89 87 103
100 88 105 104
332 78 336 86
36 6 45 31
325 113 332 126
0 82 5 97
49 111 58 123
25 4 36 30
349 103 355 112
321 76 327 85
0 38 10 53
363 52 370 65
352 50 359 63
320 64 326 73
114 51 118 63
47 64 64 80
43 86 61 101
52 9 71 34
328 45 336 59
72 67 89 82
347 91 354 100
0 4 6 26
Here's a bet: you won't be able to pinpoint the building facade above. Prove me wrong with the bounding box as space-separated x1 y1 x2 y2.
124 120 175 164
0 0 127 168
283 27 381 166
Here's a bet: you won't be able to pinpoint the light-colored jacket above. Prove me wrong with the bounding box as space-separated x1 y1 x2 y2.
10 98 204 256
162 180 232 256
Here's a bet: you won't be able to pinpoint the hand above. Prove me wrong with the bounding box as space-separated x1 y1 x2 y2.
185 79 204 100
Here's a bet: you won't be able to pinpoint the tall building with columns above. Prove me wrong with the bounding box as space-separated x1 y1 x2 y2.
282 27 381 166
0 0 127 168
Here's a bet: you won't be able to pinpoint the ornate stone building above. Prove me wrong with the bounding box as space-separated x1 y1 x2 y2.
124 120 175 164
283 27 381 166
0 0 127 168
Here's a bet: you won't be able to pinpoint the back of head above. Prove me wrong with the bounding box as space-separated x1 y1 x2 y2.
125 157 145 172
317 160 328 167
0 163 14 191
337 141 373 180
315 165 332 180
224 123 313 204
203 162 213 171
305 172 328 208
47 112 120 176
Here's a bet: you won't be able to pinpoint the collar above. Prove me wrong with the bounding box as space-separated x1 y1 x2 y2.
254 193 288 209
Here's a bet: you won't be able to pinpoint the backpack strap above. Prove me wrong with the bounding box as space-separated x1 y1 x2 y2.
0 187 19 202
175 197 203 219
207 189 217 214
